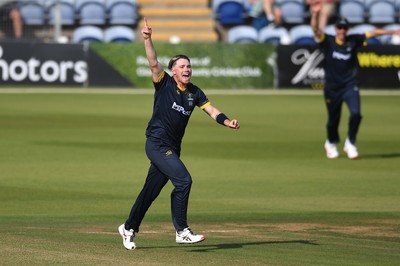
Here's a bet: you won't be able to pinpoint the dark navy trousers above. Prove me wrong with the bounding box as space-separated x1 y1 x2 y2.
125 138 192 233
324 85 362 144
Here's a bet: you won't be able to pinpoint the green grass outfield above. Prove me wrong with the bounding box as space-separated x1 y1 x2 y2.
0 89 399 265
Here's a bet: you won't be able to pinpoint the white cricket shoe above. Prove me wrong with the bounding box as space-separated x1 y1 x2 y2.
176 227 205 244
118 224 136 250
324 140 339 159
344 138 359 159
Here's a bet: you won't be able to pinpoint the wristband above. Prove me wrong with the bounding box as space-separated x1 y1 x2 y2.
216 113 229 126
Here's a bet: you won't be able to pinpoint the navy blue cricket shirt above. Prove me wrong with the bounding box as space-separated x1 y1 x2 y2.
319 33 366 89
145 71 210 150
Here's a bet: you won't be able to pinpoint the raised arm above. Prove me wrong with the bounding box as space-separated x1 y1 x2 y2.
309 0 323 40
366 28 400 39
141 17 164 82
203 104 240 130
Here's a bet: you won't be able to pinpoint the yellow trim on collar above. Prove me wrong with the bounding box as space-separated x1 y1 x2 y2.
336 39 344 45
177 85 186 92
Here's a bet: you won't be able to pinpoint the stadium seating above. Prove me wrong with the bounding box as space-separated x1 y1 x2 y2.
323 24 335 35
378 24 400 44
72 25 104 43
106 0 139 25
19 0 46 25
366 0 397 24
338 0 366 24
279 0 306 24
75 0 107 25
46 0 76 25
289 25 316 45
258 26 290 45
14 0 400 44
396 0 400 13
275 0 304 5
227 25 258 43
349 23 376 34
104 25 136 42
213 0 247 25
364 0 391 7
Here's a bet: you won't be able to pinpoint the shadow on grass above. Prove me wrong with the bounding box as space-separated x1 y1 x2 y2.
188 240 319 253
141 240 318 252
360 153 400 159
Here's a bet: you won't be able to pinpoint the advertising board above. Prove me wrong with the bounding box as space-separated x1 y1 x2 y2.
0 42 132 87
277 45 400 89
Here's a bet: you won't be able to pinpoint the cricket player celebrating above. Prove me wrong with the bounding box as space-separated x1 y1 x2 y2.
118 18 240 250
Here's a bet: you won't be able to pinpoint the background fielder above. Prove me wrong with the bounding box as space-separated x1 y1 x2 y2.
310 0 400 159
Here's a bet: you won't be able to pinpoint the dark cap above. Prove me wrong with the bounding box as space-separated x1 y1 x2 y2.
335 16 349 27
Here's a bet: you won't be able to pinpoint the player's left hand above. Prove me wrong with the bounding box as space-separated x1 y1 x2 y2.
228 119 240 130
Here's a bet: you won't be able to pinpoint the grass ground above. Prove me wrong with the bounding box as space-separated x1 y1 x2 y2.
0 90 399 265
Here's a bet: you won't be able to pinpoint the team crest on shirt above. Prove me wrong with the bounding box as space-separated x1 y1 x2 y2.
187 93 194 106
166 150 173 156
176 89 180 95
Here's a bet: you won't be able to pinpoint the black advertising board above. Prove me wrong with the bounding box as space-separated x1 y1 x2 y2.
0 42 132 87
277 45 400 89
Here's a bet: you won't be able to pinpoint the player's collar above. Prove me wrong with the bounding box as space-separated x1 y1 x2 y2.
335 38 345 45
177 85 186 92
